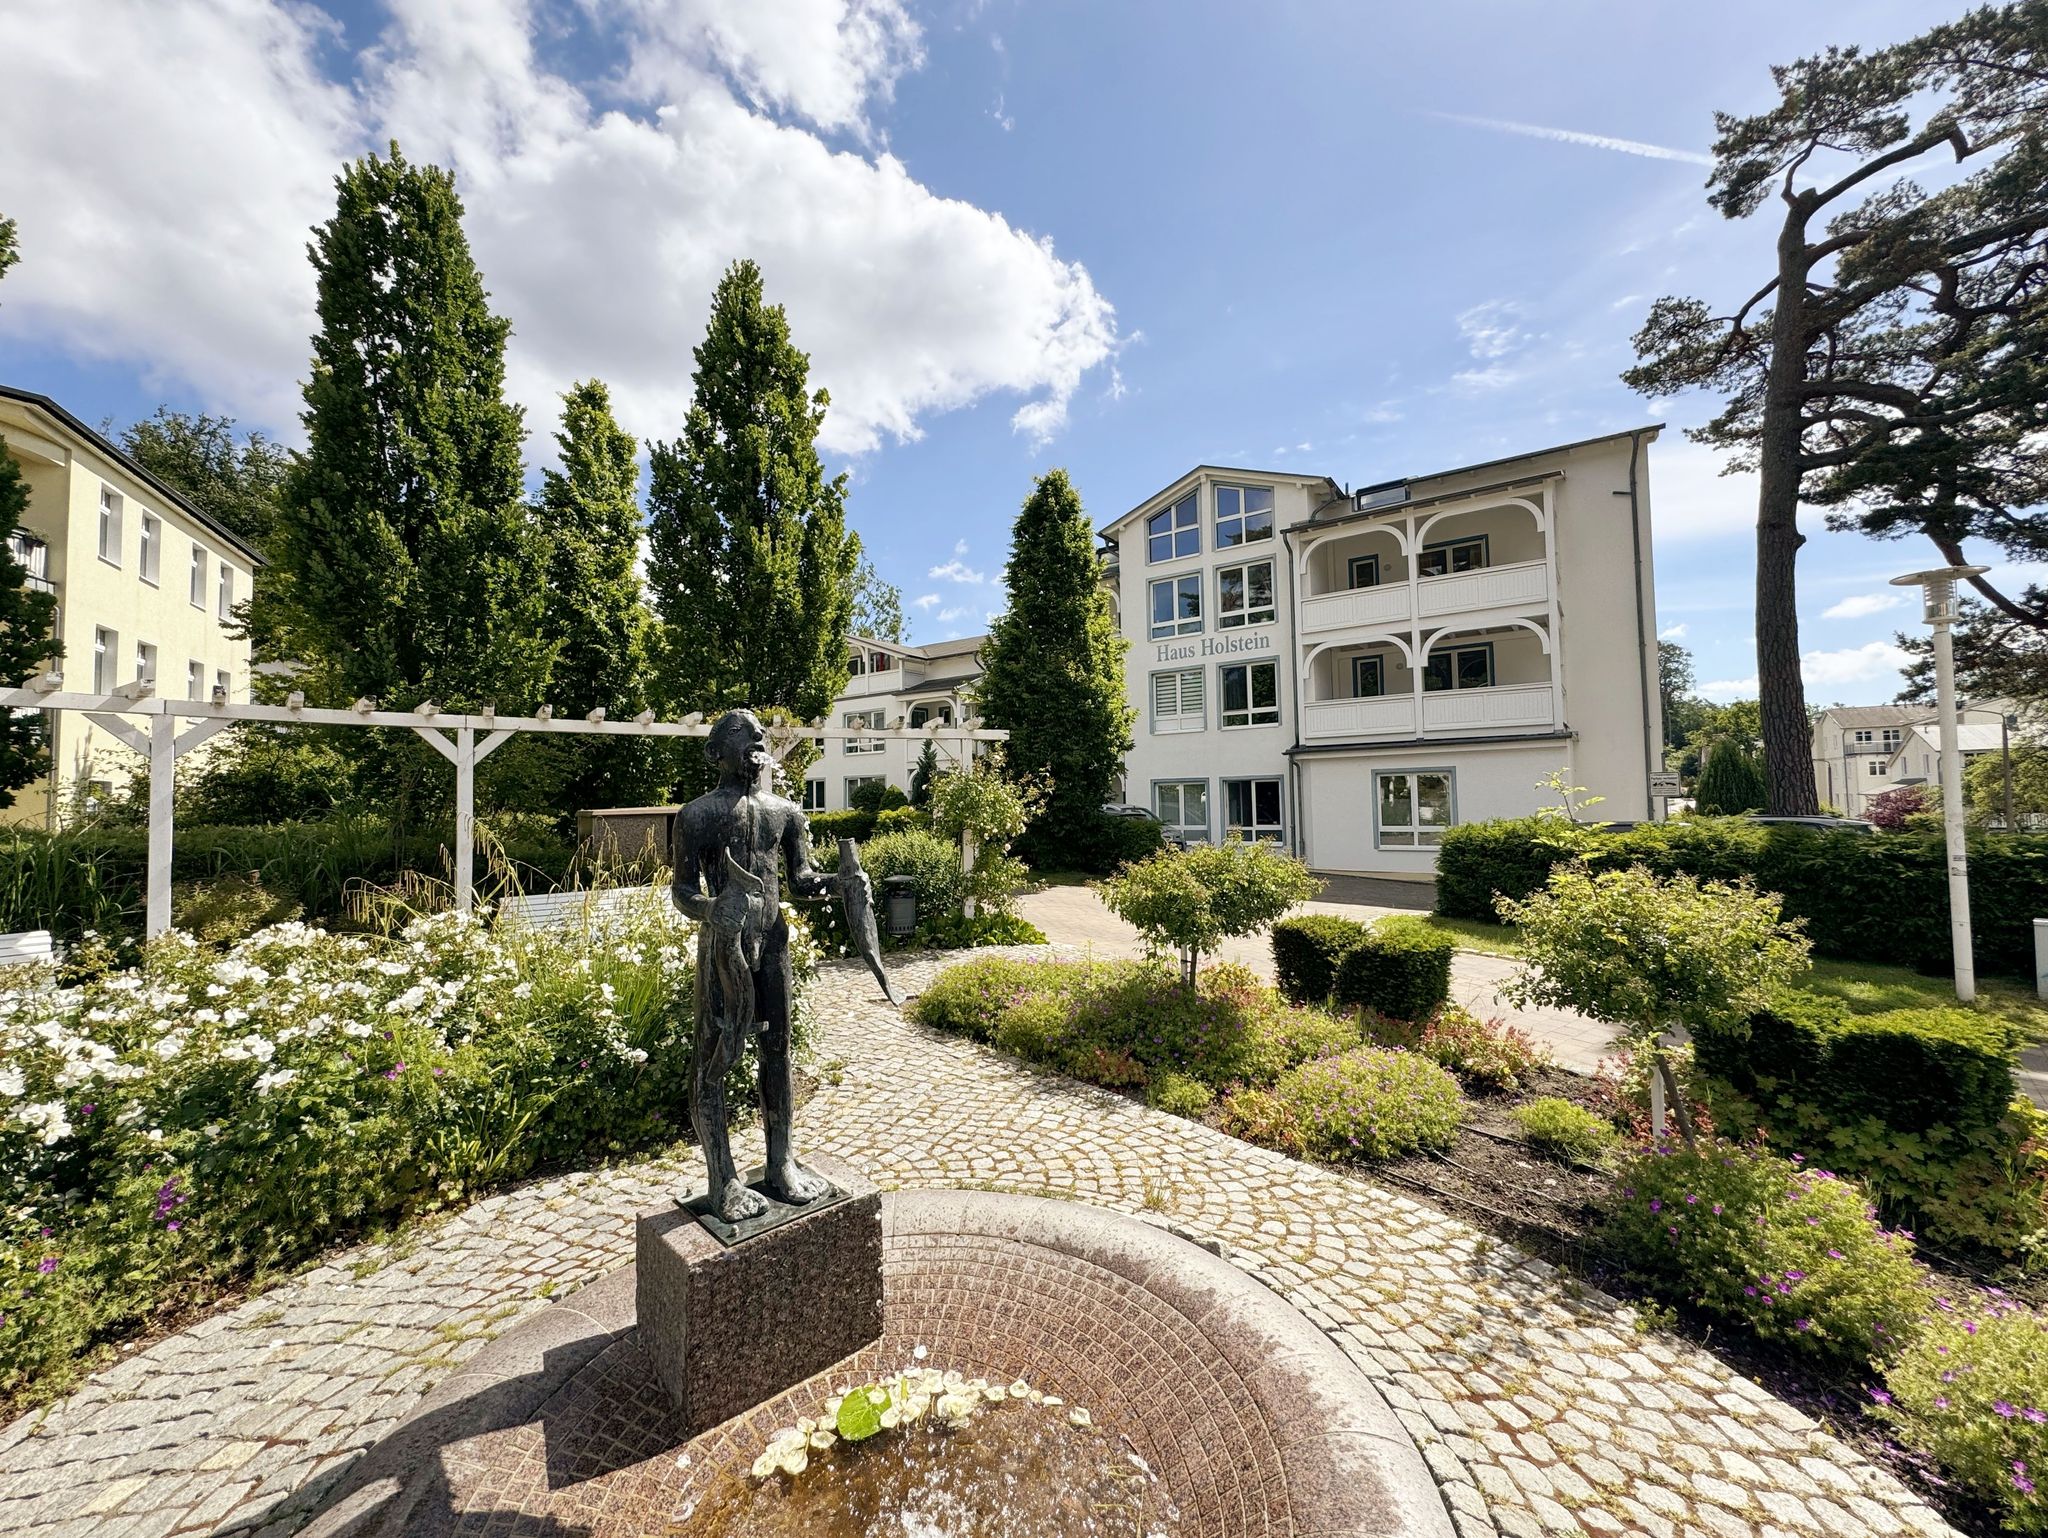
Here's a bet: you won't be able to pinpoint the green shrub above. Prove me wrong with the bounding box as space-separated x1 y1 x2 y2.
1415 1004 1548 1092
860 829 968 929
920 910 1047 948
1331 917 1454 1022
1436 813 2048 980
909 956 1102 1040
1876 1299 2048 1536
1103 839 1317 984
1015 809 1164 876
1146 1070 1215 1119
170 874 300 945
1271 914 1371 1004
1238 1003 1367 1085
1602 1144 1925 1365
1225 1046 1462 1162
807 808 877 846
873 805 929 835
1513 1098 1618 1164
848 781 909 816
1696 990 2042 1253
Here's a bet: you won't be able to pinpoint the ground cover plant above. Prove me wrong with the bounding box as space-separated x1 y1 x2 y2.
1217 1047 1462 1162
1512 1097 1617 1165
0 893 813 1402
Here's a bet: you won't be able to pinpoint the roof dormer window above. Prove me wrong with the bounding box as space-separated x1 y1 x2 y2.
1146 492 1199 563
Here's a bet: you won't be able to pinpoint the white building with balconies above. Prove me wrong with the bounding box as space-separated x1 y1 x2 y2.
803 634 984 812
1103 427 1666 878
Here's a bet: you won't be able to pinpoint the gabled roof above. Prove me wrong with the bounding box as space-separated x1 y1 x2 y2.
850 632 985 664
1819 705 1923 728
1099 466 1342 538
0 384 267 565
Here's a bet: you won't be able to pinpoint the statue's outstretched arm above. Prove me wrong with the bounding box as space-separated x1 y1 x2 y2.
782 811 837 902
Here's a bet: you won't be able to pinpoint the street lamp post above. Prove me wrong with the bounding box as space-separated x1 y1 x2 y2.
1891 565 1990 1003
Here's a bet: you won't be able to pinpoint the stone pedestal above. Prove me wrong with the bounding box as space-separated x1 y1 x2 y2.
635 1155 882 1439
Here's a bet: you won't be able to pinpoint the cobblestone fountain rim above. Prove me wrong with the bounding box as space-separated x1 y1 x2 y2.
301 1188 1454 1538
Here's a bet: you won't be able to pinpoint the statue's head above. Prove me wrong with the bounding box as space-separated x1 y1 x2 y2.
706 709 771 787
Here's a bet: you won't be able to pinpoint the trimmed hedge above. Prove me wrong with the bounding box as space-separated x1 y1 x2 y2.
806 808 876 844
1014 810 1165 876
1271 914 1373 1004
1331 917 1454 1023
1434 815 2048 979
873 806 930 835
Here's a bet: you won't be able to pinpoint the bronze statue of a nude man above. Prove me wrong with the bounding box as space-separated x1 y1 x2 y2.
669 709 865 1222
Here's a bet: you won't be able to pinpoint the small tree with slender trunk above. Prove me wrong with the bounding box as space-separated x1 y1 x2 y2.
1498 863 1811 1148
1104 840 1318 987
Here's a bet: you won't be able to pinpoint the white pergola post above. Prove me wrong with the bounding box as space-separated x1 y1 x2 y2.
148 713 176 940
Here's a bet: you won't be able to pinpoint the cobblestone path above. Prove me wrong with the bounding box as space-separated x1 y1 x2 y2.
0 950 1957 1538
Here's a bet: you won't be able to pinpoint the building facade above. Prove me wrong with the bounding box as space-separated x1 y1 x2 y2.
801 634 984 812
0 386 261 824
1104 428 1666 877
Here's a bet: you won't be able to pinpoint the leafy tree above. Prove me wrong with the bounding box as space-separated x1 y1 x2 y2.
909 737 940 807
1103 840 1318 987
1625 8 2048 815
975 469 1134 850
0 215 18 296
1896 595 2048 707
851 556 906 643
1658 640 1712 751
1499 863 1811 1147
1694 736 1769 814
1965 736 2048 824
117 410 289 552
928 753 1040 916
0 443 62 804
254 144 550 719
535 380 665 812
645 260 859 745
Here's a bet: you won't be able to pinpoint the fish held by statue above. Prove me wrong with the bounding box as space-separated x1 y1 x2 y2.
837 837 901 1007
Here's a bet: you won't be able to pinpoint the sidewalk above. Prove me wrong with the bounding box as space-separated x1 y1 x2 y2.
1010 884 1627 1074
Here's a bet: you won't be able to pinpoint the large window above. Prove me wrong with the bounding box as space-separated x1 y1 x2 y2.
1866 758 1888 778
1219 661 1278 728
802 780 827 810
1348 554 1381 589
1216 559 1275 629
1214 485 1274 548
189 545 207 607
1223 777 1284 843
1418 534 1488 578
1151 669 1205 733
138 512 160 585
134 641 156 686
1352 655 1386 698
1422 642 1494 692
1149 574 1202 638
97 486 122 566
1146 492 1199 563
93 627 117 694
217 563 234 620
1376 770 1454 849
1154 780 1209 844
843 709 885 754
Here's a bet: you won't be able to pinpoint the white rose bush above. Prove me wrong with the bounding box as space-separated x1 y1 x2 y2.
0 891 820 1401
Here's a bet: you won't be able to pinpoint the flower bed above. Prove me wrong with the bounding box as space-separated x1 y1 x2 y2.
0 893 811 1402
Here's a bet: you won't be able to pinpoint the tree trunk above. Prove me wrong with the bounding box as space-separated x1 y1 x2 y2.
1753 215 1821 817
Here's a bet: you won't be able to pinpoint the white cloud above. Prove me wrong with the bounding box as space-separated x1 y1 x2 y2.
1699 675 1759 701
1699 641 1912 702
1821 592 1904 621
0 0 1119 456
928 559 985 584
1648 440 1759 542
936 603 976 623
911 591 941 610
1456 299 1528 361
1658 622 1688 639
952 538 969 555
1431 111 1712 166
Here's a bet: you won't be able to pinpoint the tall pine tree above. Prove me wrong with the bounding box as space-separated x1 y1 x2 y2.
645 260 859 731
975 469 1133 850
0 444 61 805
536 380 665 811
255 144 551 714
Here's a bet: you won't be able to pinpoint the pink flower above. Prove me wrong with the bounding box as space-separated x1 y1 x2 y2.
1869 1387 1892 1405
36 1256 57 1275
1996 1401 2017 1419
384 1063 405 1081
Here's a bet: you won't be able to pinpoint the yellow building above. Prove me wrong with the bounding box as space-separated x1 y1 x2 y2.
0 385 261 825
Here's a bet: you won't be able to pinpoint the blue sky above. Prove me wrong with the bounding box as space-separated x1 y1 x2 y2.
0 0 2025 703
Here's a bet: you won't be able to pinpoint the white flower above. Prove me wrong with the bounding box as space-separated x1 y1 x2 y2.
341 1020 372 1039
18 1100 72 1145
623 1047 648 1065
0 1065 22 1100
254 1068 298 1095
220 1034 276 1064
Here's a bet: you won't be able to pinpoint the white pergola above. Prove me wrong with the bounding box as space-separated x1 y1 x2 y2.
0 678 1007 940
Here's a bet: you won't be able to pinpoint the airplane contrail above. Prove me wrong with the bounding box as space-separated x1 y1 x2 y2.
1431 111 1712 166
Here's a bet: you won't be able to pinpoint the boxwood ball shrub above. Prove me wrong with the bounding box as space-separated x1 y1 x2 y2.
1330 916 1454 1022
1513 1097 1618 1165
1222 1046 1462 1163
1270 914 1371 1004
1602 1144 1925 1365
1877 1297 2048 1536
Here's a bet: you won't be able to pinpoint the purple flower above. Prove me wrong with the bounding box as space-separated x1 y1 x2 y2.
2016 1462 2035 1497
1712 1203 1724 1216
1869 1387 1893 1406
1934 1396 1951 1410
384 1063 405 1081
165 1221 181 1233
36 1256 57 1275
1649 1199 1663 1213
80 1103 95 1116
2025 1408 2046 1425
1996 1401 2018 1419
1795 1319 1812 1332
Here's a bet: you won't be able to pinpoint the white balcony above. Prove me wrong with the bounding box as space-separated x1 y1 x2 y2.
1421 682 1555 732
1302 694 1417 740
1299 584 1412 635
844 668 904 698
1416 559 1548 619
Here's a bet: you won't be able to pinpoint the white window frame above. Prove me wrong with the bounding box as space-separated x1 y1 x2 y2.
1145 491 1200 564
214 667 230 702
1151 668 1205 734
217 563 233 620
1852 729 1874 745
134 640 156 686
1148 573 1202 638
1866 758 1888 777
1348 553 1381 589
842 709 885 754
187 659 205 701
1352 654 1388 698
1218 660 1279 729
1222 776 1284 843
1375 769 1456 849
1422 641 1495 693
1153 779 1209 845
93 627 117 694
1216 558 1276 629
138 512 161 586
189 544 207 608
97 486 123 567
1213 484 1275 550
1881 727 1903 746
1417 533 1488 578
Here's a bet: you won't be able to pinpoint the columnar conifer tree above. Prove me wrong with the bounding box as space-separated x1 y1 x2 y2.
645 260 859 742
255 145 551 715
0 445 61 804
975 469 1133 849
537 380 665 811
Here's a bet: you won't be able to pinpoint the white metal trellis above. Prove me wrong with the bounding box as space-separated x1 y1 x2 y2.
0 680 1006 940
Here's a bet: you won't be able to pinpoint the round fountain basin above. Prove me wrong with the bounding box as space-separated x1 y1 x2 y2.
305 1191 1451 1537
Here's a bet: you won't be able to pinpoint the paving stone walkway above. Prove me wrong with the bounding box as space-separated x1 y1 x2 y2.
0 950 1957 1538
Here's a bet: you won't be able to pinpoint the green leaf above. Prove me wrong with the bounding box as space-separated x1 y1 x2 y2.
836 1384 885 1442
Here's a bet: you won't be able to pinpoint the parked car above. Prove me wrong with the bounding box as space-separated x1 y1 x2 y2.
1102 802 1183 848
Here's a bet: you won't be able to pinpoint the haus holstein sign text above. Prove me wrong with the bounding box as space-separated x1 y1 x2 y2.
1155 633 1275 663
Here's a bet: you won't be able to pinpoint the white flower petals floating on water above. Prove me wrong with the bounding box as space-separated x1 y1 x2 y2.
1068 1406 1093 1428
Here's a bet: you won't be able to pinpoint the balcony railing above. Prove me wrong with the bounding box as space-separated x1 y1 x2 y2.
1297 559 1549 638
1299 584 1411 635
844 668 904 699
1300 682 1557 740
